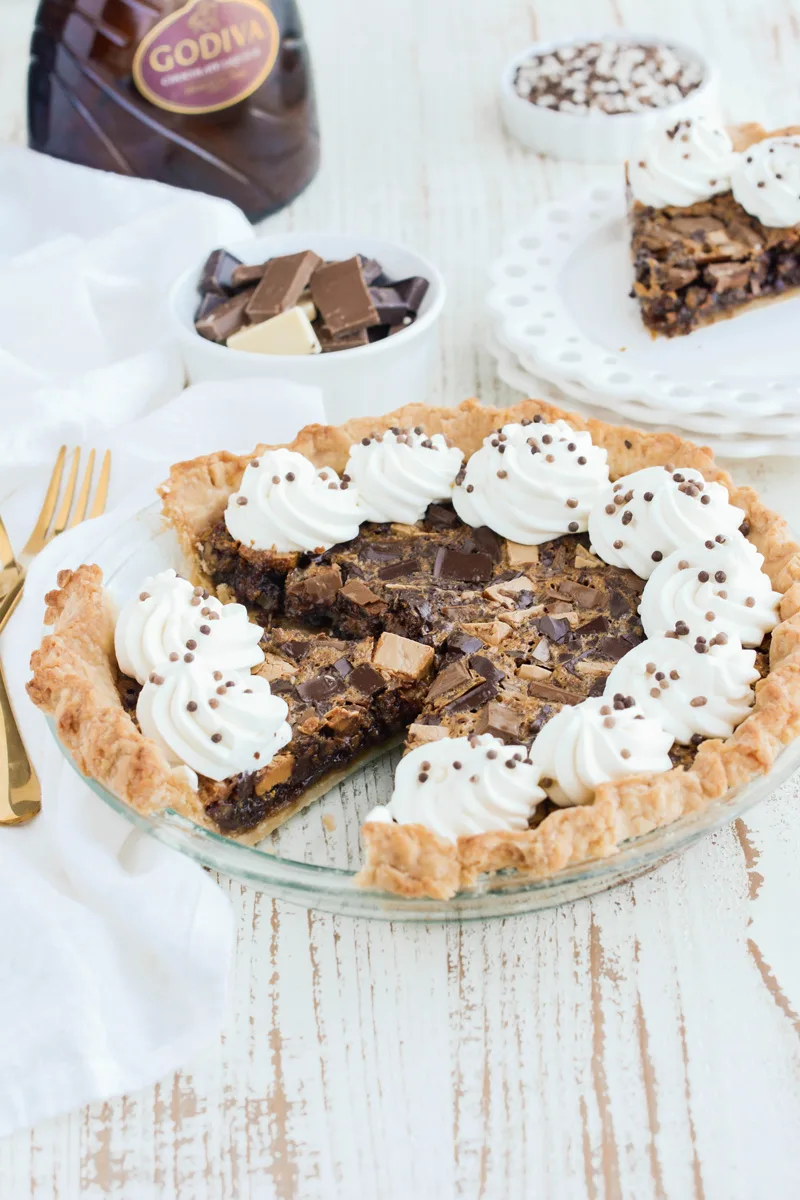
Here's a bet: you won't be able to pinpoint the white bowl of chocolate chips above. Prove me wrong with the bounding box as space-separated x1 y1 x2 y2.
170 232 446 423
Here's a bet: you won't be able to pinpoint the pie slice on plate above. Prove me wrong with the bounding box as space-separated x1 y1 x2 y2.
28 398 800 899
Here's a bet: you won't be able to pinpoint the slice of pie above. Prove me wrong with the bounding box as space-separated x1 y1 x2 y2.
628 120 800 337
28 399 800 900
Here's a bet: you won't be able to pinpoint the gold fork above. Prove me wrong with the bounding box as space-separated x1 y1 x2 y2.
0 448 111 825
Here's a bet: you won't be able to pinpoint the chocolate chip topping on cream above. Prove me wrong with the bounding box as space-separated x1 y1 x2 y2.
604 632 759 744
224 448 361 553
639 539 780 647
588 465 747 580
731 136 800 228
114 569 264 685
451 418 609 545
628 118 737 209
530 695 673 806
137 659 291 783
345 427 464 524
365 733 546 840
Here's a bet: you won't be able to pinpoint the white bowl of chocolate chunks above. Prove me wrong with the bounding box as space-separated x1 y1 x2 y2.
170 232 446 423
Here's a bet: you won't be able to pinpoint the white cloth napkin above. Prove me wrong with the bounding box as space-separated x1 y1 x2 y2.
0 148 327 1135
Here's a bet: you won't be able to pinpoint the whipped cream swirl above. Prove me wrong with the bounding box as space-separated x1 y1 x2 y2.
137 659 291 782
628 118 737 208
365 733 546 840
224 448 361 553
588 465 747 581
345 427 464 524
604 633 758 744
530 696 673 806
115 569 264 685
451 419 609 545
731 136 800 228
639 540 780 647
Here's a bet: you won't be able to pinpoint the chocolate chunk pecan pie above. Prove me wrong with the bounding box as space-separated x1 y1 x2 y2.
28 399 800 899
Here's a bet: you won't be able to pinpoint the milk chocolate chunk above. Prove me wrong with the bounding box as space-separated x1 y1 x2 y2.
231 262 267 288
373 632 434 679
348 663 386 695
339 578 383 607
434 548 493 582
295 564 342 604
200 248 243 296
310 257 380 336
527 681 582 705
316 324 370 353
196 288 255 342
425 658 472 702
246 250 322 322
475 701 522 743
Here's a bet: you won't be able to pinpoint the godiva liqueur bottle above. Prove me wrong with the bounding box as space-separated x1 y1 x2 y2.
28 0 320 221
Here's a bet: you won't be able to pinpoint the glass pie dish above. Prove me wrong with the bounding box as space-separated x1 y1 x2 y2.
48 501 800 922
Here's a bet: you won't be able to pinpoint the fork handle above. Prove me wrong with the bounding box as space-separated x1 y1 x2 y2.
0 652 41 825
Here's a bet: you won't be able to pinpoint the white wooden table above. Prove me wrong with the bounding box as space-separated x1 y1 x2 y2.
4 0 800 1195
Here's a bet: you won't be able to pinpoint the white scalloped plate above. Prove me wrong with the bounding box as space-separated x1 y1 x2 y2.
487 186 800 441
487 329 800 459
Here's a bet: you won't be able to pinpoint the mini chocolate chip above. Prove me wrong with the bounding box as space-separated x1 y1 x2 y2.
199 624 211 635
169 652 179 661
251 459 260 468
705 610 715 621
698 570 710 582
620 748 631 759
690 696 707 707
646 662 656 674
655 671 664 681
213 671 223 680
453 761 462 770
505 759 517 769
704 540 714 550
715 571 726 583
613 539 623 550
745 596 755 607
651 551 663 562
650 687 661 698
566 498 578 508
621 511 632 525
605 504 615 515
211 733 222 743
542 434 552 444
418 773 428 783
149 673 163 685
715 534 726 544
286 472 295 481
470 775 480 784
568 521 579 532
578 456 587 465
497 470 507 479
186 701 197 712
272 475 280 485
644 492 653 502
216 685 226 695
670 670 679 680
487 749 497 759
184 653 194 663
466 484 474 493
678 560 689 570
603 716 615 728
139 592 150 601
675 621 689 636
236 496 248 505
701 495 710 505
546 454 555 463
568 442 576 451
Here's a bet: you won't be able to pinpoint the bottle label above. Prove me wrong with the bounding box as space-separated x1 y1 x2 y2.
132 0 280 115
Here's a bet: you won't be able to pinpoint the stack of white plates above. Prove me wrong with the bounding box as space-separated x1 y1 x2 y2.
486 186 800 458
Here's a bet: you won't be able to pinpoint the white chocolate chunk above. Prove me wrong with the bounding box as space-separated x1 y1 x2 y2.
227 307 321 356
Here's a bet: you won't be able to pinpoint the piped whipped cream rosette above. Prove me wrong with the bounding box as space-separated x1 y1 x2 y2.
604 632 759 744
115 568 264 685
345 426 464 524
639 540 780 647
530 695 674 806
137 658 292 783
451 418 609 545
588 465 747 580
731 136 800 228
628 118 738 209
224 448 361 553
365 733 546 840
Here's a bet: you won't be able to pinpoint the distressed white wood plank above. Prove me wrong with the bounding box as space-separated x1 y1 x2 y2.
4 0 800 1197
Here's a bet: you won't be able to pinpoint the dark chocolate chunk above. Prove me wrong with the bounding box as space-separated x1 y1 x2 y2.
434 548 493 582
537 615 571 642
608 590 631 619
317 324 370 353
358 256 385 286
282 640 310 661
348 663 386 696
446 630 485 656
575 615 609 636
231 262 267 288
588 677 607 698
475 701 522 743
200 248 243 296
596 636 635 661
443 679 498 714
196 288 254 343
246 250 322 322
393 276 429 314
367 325 391 343
368 285 408 325
339 578 383 607
360 544 399 562
195 292 226 322
469 655 505 685
377 559 420 581
472 526 504 563
333 657 353 677
425 503 461 530
309 257 380 336
296 672 343 704
425 658 473 702
270 679 296 697
527 681 582 705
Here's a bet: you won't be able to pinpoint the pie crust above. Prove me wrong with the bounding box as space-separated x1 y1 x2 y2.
28 398 800 899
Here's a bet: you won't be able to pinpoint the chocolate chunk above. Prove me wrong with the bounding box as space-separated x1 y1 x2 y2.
377 559 419 581
195 292 226 322
555 580 601 608
297 564 343 604
434 548 493 582
368 285 408 325
282 640 310 661
200 248 242 296
425 658 472 702
360 544 398 562
367 325 391 343
469 654 505 685
597 636 635 661
358 256 385 285
230 262 267 288
527 681 582 705
196 288 254 343
588 677 607 698
339 578 383 607
472 527 504 563
575 615 609 636
608 590 630 619
333 657 353 677
348 663 386 695
296 671 343 704
446 630 485 656
425 503 461 529
475 701 522 743
309 257 380 336
270 679 296 696
393 276 429 314
537 615 571 642
316 324 370 353
705 261 752 291
246 250 322 322
443 679 498 714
